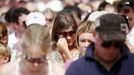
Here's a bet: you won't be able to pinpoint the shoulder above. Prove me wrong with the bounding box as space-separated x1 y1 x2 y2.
0 60 17 75
65 57 86 75
127 53 134 60
50 60 65 75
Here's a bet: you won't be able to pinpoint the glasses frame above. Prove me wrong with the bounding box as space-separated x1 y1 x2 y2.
58 30 76 37
23 55 47 63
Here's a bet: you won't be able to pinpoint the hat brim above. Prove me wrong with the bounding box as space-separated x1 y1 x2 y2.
99 31 126 42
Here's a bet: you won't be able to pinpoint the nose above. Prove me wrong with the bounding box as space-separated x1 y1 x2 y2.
84 41 90 48
66 35 72 40
34 62 40 67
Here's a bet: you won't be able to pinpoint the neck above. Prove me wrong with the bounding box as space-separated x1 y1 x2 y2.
68 43 77 51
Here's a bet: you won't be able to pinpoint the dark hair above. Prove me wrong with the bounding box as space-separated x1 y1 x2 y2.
11 7 30 24
5 8 15 23
61 5 82 19
5 7 30 24
114 0 134 13
52 12 77 49
98 1 111 11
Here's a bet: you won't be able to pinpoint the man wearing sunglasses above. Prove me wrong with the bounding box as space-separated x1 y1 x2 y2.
0 24 65 75
66 13 134 75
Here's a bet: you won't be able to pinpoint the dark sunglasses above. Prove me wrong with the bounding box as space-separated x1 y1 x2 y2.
58 31 75 37
101 40 124 48
23 55 47 63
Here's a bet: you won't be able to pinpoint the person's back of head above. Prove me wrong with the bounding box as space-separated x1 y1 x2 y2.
62 5 82 19
98 1 112 11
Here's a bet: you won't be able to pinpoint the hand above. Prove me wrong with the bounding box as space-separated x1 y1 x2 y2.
57 37 69 53
57 36 72 60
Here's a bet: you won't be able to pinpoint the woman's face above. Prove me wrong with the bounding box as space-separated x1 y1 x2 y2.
78 33 94 54
58 26 76 47
22 46 48 72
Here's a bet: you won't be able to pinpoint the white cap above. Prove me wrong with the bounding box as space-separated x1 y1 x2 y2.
26 12 46 26
88 11 108 22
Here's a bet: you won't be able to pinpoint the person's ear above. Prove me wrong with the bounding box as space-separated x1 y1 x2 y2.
3 56 9 63
92 31 97 42
93 31 96 37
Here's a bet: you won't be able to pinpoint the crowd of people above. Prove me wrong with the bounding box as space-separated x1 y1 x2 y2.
0 0 134 75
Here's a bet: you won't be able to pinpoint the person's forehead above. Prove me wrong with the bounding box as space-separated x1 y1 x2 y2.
59 26 73 32
79 33 92 39
23 47 47 58
19 14 27 21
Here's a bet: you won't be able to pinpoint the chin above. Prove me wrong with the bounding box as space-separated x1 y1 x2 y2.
30 67 42 72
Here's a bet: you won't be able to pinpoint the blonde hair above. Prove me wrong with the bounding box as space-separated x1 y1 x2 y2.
20 24 51 54
76 21 95 47
0 42 10 57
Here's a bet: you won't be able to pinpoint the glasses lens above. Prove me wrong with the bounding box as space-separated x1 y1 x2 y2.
114 41 124 48
101 40 112 48
68 31 75 35
101 40 124 48
59 31 75 37
24 55 47 63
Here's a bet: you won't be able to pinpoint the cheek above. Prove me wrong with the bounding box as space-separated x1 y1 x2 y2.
79 42 84 48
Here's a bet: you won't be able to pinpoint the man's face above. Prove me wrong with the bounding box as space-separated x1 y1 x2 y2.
94 33 121 63
120 7 134 29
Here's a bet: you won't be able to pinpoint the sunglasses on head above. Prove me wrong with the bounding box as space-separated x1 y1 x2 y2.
58 31 75 37
23 55 47 63
101 40 124 48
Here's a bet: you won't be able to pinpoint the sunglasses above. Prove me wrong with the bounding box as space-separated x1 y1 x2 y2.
58 31 75 37
23 55 47 63
101 40 124 48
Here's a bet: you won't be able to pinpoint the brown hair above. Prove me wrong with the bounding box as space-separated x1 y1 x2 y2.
52 13 77 50
0 22 8 39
